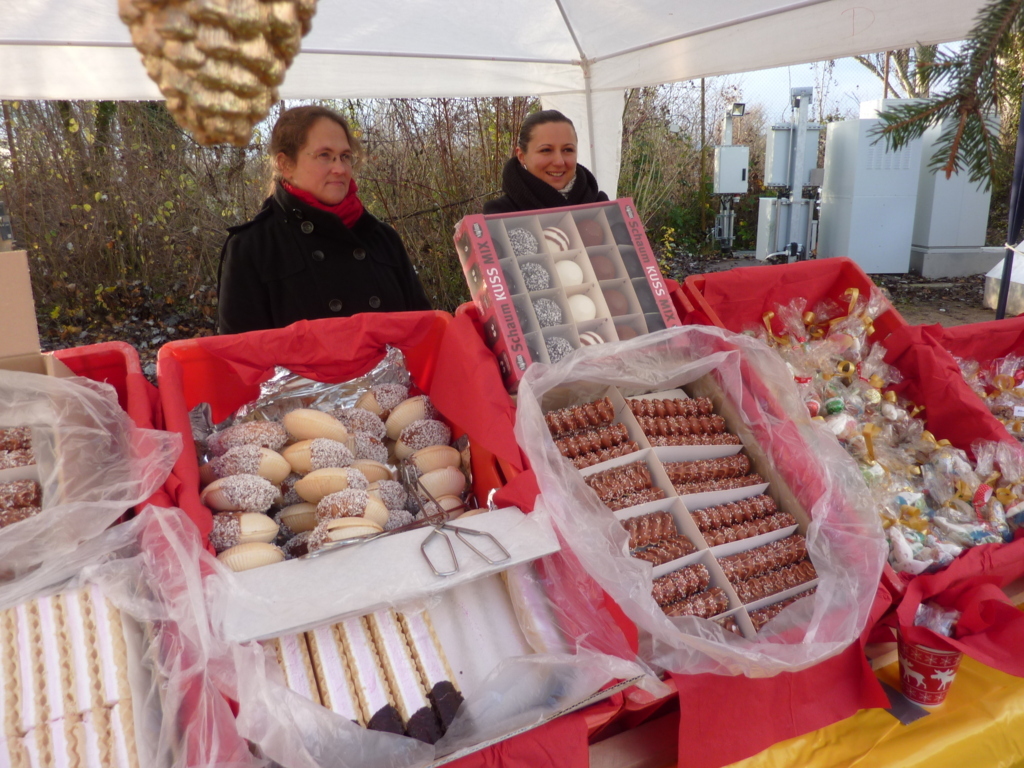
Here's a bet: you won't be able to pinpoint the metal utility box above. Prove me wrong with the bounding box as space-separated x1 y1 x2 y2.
818 118 922 273
713 145 749 195
764 124 822 187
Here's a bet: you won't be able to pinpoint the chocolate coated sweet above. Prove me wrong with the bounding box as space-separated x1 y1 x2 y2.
633 535 697 565
545 336 575 363
589 254 617 280
673 473 766 496
521 262 552 291
577 219 605 246
652 564 710 605
604 288 630 316
533 297 563 328
507 227 539 257
690 495 778 531
622 510 677 549
545 398 615 436
570 441 640 468
628 397 714 418
664 455 751 485
662 587 730 618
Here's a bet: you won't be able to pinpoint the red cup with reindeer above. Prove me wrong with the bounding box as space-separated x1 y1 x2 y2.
897 630 963 706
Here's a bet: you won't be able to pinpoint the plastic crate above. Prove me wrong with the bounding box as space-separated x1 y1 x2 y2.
682 257 908 342
936 315 1024 364
51 341 173 510
52 341 157 430
156 312 452 548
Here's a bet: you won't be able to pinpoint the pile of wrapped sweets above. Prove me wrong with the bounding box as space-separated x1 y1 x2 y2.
956 353 1024 443
748 289 1024 574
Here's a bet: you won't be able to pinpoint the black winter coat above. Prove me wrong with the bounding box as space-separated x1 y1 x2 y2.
217 185 432 335
483 157 609 214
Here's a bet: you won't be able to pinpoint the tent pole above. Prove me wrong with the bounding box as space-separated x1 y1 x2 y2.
996 86 1024 320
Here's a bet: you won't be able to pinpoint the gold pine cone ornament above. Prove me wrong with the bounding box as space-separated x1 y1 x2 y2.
119 0 318 146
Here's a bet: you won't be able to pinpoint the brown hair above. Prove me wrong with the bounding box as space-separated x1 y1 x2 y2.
270 105 363 176
517 109 576 152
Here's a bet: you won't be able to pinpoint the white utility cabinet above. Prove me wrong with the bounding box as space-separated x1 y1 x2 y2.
818 118 922 273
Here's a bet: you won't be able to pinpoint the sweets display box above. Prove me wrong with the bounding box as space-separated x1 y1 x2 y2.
541 373 816 634
455 199 682 391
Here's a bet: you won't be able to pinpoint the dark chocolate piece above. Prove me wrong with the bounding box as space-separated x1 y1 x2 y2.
429 680 464 731
405 707 443 744
367 704 405 735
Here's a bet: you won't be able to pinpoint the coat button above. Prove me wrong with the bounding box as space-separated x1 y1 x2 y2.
312 250 325 261
301 221 314 234
329 299 343 312
368 296 381 309
353 248 366 260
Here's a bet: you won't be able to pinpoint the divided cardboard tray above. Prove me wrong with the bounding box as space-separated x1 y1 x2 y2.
541 374 818 638
455 199 682 391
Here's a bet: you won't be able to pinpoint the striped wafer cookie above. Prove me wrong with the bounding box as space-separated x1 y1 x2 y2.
305 627 361 722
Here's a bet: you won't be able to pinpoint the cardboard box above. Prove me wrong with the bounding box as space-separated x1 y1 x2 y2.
0 251 74 377
455 200 682 392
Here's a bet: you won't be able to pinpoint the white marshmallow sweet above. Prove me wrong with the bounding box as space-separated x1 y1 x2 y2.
567 294 597 323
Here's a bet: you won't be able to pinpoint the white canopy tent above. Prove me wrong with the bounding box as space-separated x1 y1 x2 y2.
2 0 985 195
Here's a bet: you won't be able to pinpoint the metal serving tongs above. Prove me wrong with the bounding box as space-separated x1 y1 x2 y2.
402 462 511 577
419 520 511 577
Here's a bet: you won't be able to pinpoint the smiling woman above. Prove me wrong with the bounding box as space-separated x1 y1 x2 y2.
216 105 431 335
483 110 609 215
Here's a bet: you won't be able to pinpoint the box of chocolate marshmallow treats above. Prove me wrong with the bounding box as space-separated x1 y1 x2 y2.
454 199 682 392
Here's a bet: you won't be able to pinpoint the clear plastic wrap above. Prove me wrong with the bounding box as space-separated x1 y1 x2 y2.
0 370 181 587
515 326 887 676
0 505 257 766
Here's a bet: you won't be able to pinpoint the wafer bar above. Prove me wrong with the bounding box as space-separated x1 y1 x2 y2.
545 398 615 437
627 397 713 419
648 433 743 447
718 535 808 582
622 511 677 549
264 634 323 708
584 462 652 502
673 474 765 496
633 535 697 565
664 455 751 485
337 617 402 735
651 564 710 606
733 560 818 603
570 441 640 469
397 611 463 731
662 587 730 618
637 415 726 437
0 428 31 453
691 495 778 531
367 610 441 744
606 488 666 511
555 423 631 458
749 588 817 631
702 512 797 547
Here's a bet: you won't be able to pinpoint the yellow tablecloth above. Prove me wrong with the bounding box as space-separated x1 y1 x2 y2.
728 657 1024 768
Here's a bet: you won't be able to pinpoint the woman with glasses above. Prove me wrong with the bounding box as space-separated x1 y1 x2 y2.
217 105 431 334
483 110 608 214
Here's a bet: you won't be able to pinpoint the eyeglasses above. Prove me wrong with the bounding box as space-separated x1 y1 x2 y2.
306 151 356 167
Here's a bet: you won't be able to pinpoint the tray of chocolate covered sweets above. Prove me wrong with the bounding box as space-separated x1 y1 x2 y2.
454 199 681 391
540 376 819 639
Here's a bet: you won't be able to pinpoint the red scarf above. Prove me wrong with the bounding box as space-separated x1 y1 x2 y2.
282 179 365 229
